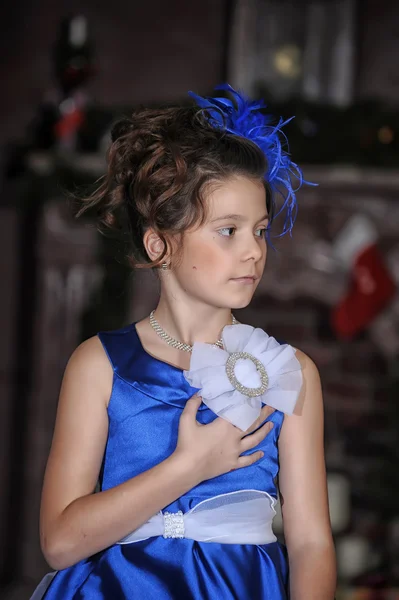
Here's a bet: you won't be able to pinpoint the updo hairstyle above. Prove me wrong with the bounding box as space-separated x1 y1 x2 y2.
76 104 271 268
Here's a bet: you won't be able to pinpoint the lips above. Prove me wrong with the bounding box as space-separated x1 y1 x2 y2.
231 276 258 283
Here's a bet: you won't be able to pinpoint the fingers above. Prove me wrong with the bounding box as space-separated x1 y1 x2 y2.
236 450 265 469
242 405 275 435
240 421 274 453
236 420 273 468
260 404 275 420
181 394 202 418
212 404 275 437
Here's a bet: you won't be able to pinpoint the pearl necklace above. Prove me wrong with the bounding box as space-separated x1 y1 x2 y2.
149 310 238 353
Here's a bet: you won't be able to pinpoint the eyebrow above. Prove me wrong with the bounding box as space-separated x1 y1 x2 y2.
210 213 269 223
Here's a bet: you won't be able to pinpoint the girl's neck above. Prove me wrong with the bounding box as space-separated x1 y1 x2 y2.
154 296 233 347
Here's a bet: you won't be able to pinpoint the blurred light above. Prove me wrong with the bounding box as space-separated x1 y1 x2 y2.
378 126 394 144
70 16 87 48
273 44 302 78
336 534 372 579
59 98 76 115
327 473 351 533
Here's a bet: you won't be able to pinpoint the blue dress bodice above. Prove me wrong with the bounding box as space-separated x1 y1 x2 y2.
38 324 289 599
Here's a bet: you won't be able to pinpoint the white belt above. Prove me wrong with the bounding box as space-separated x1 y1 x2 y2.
117 489 277 545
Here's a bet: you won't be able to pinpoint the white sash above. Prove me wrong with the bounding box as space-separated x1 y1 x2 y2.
30 490 277 599
118 489 277 545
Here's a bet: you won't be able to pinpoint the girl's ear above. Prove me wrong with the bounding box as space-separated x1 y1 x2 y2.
143 229 168 263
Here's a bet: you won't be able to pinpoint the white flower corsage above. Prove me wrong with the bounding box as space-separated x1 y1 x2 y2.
184 324 302 431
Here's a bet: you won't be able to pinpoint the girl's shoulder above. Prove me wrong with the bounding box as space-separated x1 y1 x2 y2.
292 347 320 380
69 335 110 369
65 336 114 405
283 345 322 420
69 324 137 373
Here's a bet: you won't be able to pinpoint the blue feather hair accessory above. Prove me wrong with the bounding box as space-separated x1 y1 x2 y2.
188 84 313 238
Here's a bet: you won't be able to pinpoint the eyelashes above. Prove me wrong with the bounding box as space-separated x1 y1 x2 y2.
218 227 236 237
217 227 267 238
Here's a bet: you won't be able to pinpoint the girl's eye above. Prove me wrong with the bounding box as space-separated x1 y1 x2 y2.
218 227 236 237
255 228 267 238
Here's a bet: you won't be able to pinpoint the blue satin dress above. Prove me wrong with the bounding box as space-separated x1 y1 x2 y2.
39 324 289 599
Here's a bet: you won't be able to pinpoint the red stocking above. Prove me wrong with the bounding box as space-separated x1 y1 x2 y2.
331 215 396 339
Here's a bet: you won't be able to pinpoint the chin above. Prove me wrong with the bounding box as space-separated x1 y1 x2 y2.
228 295 254 310
231 300 252 310
206 287 256 310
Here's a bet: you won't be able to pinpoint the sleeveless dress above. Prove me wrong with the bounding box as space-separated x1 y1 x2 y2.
35 323 289 599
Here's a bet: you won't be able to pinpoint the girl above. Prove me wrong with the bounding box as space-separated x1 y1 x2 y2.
33 85 336 599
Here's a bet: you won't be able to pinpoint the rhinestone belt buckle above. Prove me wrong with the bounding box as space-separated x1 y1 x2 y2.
163 510 185 539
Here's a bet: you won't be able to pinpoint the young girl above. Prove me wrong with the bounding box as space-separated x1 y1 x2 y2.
33 85 336 599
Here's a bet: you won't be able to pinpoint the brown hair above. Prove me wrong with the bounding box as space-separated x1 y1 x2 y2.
76 104 271 268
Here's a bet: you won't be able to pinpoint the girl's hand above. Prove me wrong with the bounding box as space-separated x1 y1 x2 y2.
174 394 275 483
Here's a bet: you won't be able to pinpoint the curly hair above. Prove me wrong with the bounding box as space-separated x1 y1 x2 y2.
76 104 271 268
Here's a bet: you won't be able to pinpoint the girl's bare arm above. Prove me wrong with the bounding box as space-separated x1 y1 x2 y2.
278 351 336 600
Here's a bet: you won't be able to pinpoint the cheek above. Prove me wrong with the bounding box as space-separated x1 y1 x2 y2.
186 239 226 272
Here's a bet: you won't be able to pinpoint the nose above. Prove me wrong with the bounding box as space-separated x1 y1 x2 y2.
241 234 264 263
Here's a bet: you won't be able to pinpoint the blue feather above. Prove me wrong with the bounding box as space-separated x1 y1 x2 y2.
188 84 315 238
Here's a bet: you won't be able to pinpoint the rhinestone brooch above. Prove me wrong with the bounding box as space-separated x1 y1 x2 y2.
184 323 303 431
225 352 269 397
163 510 185 539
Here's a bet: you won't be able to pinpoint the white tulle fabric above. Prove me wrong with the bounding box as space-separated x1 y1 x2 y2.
117 490 277 545
184 324 303 431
